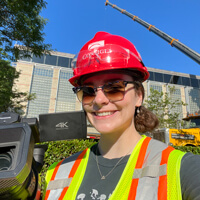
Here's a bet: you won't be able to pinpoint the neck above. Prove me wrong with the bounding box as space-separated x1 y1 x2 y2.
98 125 142 159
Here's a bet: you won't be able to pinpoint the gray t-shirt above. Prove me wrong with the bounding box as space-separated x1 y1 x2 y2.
76 144 130 200
75 144 200 200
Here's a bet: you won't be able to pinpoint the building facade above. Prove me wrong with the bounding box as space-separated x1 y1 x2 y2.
145 67 200 118
15 51 81 118
15 51 200 124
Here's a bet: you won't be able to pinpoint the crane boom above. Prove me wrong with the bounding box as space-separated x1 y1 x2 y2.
105 0 200 65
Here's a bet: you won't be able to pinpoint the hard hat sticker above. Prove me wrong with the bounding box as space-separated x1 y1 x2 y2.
88 40 105 50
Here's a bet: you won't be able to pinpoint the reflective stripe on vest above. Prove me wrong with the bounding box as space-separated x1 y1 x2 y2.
167 149 185 200
44 136 185 200
128 138 175 200
44 149 89 200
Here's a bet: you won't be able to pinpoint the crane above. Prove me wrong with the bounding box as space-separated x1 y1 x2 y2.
105 0 200 65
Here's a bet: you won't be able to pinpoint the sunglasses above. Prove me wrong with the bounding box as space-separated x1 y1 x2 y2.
72 80 135 105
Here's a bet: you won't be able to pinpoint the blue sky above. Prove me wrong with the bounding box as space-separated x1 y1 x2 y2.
42 0 200 76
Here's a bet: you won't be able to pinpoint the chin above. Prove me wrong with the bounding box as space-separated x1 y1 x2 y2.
93 123 119 135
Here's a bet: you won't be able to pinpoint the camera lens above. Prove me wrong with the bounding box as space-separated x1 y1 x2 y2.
0 149 14 171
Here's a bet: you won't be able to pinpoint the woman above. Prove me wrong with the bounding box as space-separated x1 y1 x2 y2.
44 32 200 200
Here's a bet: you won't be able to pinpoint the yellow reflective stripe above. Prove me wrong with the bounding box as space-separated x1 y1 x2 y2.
167 150 186 200
43 162 59 200
109 136 146 200
63 148 91 200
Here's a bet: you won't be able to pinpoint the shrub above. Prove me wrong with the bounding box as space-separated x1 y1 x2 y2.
173 145 200 155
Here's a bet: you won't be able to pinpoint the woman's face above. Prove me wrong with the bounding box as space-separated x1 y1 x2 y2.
82 72 143 135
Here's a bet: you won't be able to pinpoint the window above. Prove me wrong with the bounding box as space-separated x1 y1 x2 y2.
148 71 154 81
33 68 53 77
169 87 183 119
163 74 172 83
18 50 32 62
32 55 45 64
149 82 162 93
169 75 182 85
182 77 190 87
45 55 57 66
190 78 199 88
57 57 70 68
55 70 76 112
154 72 164 82
27 66 53 118
68 58 73 68
187 88 200 113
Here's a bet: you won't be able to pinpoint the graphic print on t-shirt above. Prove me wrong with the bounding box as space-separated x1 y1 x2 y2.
77 189 112 200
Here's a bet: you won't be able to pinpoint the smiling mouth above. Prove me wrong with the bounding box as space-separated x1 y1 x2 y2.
94 111 115 117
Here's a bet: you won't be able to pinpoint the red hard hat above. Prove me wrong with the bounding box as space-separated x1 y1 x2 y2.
69 32 149 86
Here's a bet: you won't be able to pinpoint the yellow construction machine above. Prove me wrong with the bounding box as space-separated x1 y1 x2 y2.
148 112 200 146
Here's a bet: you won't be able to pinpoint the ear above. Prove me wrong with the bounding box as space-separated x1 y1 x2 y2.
135 92 143 107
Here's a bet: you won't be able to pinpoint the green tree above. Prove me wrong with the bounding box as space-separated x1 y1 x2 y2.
144 86 186 128
0 60 35 115
0 0 51 60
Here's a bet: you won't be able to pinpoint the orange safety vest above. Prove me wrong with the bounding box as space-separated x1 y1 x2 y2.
44 136 185 200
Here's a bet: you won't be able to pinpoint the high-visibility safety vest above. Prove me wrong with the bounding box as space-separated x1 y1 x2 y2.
44 136 186 200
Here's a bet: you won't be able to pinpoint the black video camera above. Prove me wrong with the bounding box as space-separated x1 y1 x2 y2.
0 111 87 200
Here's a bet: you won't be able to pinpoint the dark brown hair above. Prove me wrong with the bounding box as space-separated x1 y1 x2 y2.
133 81 159 133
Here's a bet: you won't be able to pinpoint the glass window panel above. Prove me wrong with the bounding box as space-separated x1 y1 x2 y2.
148 71 154 81
169 75 182 85
45 55 57 66
154 72 164 82
32 54 45 64
27 66 53 118
60 71 72 79
18 50 32 61
55 70 76 112
163 74 172 83
57 57 70 67
190 78 199 88
182 77 191 87
69 58 73 68
150 83 162 92
169 87 183 120
187 88 200 113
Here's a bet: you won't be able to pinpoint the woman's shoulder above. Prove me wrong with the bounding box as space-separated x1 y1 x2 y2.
181 152 200 172
146 137 169 153
181 152 200 173
180 152 200 199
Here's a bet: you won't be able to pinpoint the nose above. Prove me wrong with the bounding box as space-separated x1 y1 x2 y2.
93 88 109 106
